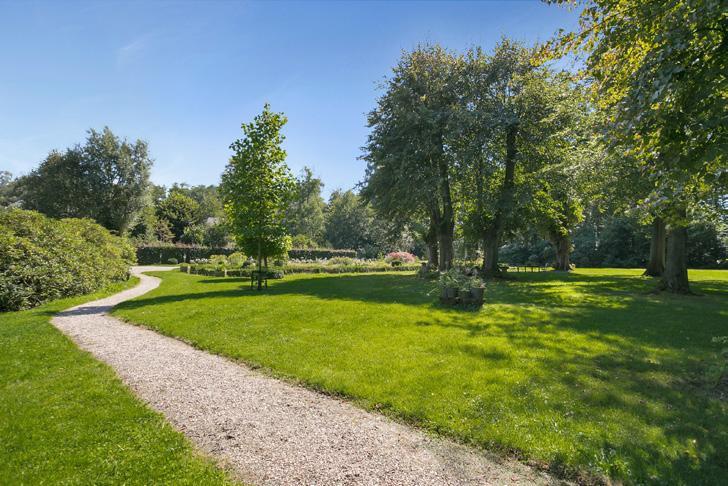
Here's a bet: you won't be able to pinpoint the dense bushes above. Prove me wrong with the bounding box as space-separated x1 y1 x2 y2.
0 209 135 311
136 245 357 264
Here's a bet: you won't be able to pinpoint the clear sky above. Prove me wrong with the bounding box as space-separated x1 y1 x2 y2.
0 0 579 196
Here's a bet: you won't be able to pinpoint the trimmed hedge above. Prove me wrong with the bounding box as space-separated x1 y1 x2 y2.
136 245 237 264
0 209 136 311
136 245 356 264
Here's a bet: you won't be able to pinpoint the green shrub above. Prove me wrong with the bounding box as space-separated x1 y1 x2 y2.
0 209 135 311
227 252 245 267
328 257 354 266
167 258 178 265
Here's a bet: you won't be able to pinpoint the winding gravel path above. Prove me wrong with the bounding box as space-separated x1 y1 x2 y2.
51 266 562 486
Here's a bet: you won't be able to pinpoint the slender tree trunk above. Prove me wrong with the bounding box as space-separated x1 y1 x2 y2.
644 216 666 277
257 240 263 291
482 124 518 277
437 157 455 271
661 221 690 294
552 235 572 271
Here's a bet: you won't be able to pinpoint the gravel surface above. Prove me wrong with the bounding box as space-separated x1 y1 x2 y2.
51 266 563 486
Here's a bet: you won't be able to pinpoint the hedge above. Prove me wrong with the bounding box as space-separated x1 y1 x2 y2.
179 262 420 277
0 209 136 311
136 245 356 264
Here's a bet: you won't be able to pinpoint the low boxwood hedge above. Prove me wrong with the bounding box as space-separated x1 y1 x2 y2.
0 209 136 311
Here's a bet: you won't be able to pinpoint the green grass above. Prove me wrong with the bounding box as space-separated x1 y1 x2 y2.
0 278 236 485
112 268 728 485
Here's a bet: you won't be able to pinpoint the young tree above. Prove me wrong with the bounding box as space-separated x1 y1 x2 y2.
19 127 152 234
548 0 727 292
221 104 295 289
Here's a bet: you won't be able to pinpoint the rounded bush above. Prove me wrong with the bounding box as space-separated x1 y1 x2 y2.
0 208 136 311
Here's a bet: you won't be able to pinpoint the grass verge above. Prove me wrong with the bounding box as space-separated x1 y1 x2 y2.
0 277 236 485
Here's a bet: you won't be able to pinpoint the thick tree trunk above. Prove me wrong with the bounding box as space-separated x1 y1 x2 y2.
644 216 666 277
438 231 454 271
481 124 518 277
552 235 571 271
660 223 690 293
482 231 500 276
424 220 439 270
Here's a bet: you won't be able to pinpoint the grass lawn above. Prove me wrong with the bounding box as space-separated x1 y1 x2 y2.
0 279 236 485
113 268 728 485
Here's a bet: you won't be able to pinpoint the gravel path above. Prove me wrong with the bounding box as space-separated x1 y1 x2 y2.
51 266 562 486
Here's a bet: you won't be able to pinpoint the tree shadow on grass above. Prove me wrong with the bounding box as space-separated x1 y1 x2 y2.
117 270 728 483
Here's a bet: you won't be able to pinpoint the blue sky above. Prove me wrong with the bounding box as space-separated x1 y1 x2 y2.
0 1 579 196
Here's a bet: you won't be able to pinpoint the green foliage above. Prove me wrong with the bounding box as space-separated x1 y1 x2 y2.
0 171 19 207
285 167 326 243
157 192 200 241
18 127 152 233
180 224 206 245
115 269 728 484
0 281 235 484
290 234 319 249
221 104 295 280
0 208 135 311
324 189 404 257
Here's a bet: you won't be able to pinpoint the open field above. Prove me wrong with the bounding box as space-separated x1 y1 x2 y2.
0 278 235 485
112 268 728 484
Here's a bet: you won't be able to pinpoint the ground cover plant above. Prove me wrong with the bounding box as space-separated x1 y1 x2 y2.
0 279 235 485
113 268 728 484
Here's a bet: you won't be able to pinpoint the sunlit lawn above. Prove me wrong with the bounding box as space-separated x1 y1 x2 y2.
0 279 235 485
113 268 728 484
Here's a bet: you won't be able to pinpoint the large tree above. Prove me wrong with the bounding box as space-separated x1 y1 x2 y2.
549 0 727 292
455 40 586 275
362 45 461 270
221 104 295 289
19 127 152 234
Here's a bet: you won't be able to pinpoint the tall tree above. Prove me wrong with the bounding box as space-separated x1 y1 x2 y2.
456 40 584 275
221 104 295 289
19 127 152 233
548 0 727 292
285 167 326 243
362 45 461 270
